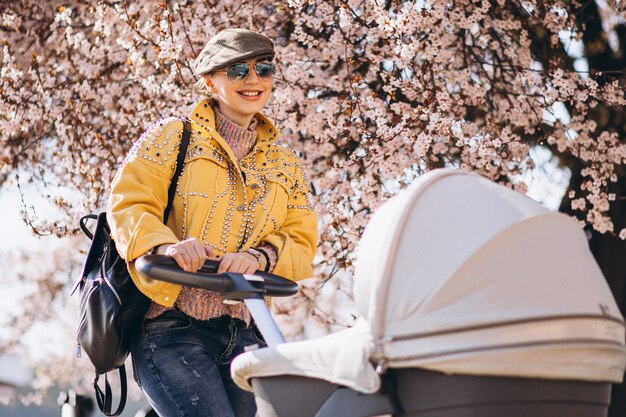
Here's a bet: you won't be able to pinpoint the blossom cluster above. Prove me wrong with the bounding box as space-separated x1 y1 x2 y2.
2 0 623 254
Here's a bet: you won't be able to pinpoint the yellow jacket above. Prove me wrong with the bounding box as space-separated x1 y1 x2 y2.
107 99 318 306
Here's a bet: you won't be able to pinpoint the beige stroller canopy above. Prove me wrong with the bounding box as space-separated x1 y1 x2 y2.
233 169 626 393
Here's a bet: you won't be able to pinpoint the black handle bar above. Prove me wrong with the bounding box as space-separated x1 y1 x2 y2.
135 255 299 298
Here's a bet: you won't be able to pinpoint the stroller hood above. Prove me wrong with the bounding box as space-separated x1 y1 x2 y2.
354 169 626 382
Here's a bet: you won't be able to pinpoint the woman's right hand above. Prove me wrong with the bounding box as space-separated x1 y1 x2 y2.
156 238 214 272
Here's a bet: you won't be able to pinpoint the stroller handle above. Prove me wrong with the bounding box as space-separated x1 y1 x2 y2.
135 255 299 299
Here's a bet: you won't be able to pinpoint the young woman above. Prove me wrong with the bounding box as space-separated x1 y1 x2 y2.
107 28 318 417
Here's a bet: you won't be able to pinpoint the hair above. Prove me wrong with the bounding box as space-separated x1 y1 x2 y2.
194 76 212 98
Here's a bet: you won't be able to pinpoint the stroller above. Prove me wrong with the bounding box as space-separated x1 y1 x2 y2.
137 169 626 417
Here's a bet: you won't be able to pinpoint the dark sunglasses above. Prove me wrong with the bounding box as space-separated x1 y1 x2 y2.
216 62 276 82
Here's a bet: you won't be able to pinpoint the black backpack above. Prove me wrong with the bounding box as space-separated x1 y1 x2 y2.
71 120 190 415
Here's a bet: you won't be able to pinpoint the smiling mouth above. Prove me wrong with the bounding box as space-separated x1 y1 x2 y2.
238 91 262 97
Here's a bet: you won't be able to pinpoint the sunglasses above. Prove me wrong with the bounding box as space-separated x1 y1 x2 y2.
215 62 276 82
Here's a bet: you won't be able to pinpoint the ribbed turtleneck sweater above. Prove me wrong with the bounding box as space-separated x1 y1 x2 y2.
213 105 259 159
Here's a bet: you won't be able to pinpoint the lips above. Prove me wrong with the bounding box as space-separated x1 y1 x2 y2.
238 90 263 99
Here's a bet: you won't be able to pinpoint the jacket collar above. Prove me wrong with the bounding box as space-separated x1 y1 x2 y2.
189 98 280 162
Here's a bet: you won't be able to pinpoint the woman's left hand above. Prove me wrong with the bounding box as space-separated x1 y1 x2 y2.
216 252 259 274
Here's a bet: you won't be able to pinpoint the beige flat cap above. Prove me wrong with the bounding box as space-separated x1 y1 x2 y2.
194 28 275 75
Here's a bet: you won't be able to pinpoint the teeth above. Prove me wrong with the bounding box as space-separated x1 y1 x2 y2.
240 91 261 96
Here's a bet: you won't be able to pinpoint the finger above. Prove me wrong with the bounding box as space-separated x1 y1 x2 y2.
244 261 257 275
168 250 188 271
204 246 215 258
242 253 258 274
177 248 193 272
190 243 205 271
217 255 233 274
187 239 204 271
232 254 251 274
229 258 245 274
239 254 257 274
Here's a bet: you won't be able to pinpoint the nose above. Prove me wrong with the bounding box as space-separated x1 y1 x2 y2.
244 73 260 84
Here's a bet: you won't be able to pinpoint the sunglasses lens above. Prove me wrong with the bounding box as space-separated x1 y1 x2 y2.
255 62 276 79
227 63 249 81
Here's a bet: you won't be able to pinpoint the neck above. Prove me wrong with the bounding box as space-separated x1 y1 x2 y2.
215 103 254 128
213 104 258 160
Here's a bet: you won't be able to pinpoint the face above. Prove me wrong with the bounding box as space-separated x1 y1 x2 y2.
205 57 274 121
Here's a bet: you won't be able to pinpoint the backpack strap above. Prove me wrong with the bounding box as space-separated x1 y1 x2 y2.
164 119 191 224
93 365 127 416
79 214 98 240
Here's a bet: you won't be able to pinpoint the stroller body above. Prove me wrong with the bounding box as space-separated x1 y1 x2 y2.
230 169 626 417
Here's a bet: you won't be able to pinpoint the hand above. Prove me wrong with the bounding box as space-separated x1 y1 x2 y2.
217 252 260 275
157 238 214 272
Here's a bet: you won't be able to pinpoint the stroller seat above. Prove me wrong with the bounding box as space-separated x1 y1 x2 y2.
231 169 626 417
232 319 380 394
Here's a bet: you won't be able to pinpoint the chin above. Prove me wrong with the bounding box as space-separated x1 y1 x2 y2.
239 100 268 114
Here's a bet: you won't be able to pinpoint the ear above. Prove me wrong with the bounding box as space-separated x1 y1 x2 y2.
204 76 216 93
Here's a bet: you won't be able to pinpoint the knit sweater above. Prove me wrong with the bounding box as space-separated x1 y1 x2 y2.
145 105 278 323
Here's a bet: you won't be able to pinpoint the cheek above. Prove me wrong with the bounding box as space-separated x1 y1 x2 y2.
215 85 238 101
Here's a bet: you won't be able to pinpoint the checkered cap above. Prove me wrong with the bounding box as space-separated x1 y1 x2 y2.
194 29 275 76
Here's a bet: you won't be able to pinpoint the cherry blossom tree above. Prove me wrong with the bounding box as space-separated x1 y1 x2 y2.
1 0 625 414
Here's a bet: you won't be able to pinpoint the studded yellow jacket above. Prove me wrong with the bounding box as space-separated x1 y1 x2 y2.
107 99 318 307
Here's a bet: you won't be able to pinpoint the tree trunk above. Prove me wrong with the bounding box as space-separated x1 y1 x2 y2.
562 3 626 416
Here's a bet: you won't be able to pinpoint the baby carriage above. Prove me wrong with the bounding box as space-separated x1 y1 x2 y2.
137 169 626 417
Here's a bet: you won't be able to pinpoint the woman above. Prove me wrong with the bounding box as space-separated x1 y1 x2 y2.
107 28 318 417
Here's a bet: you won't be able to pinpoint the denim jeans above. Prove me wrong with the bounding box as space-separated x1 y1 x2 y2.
131 309 266 417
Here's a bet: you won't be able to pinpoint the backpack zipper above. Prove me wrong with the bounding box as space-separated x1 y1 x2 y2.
76 283 99 358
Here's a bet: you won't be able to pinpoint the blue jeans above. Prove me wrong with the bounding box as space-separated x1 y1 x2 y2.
131 309 266 417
